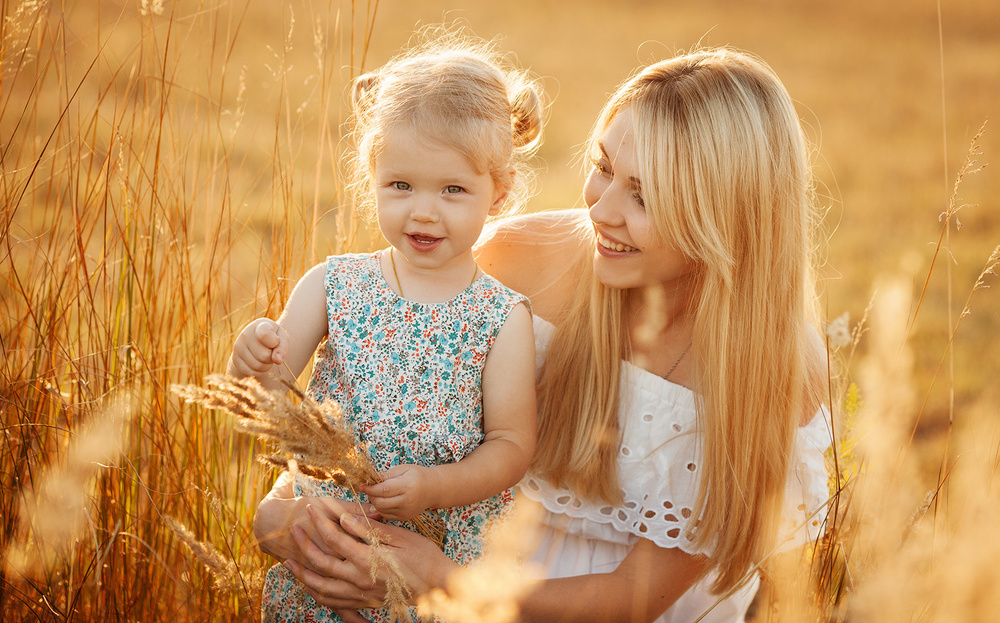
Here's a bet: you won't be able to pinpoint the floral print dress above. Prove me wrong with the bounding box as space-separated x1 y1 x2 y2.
262 252 528 623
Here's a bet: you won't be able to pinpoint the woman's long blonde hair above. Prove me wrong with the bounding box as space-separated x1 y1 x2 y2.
533 48 825 593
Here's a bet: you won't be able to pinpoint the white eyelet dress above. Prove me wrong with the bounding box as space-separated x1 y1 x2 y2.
517 316 832 623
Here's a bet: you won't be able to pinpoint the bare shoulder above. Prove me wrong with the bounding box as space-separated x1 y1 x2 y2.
476 210 592 318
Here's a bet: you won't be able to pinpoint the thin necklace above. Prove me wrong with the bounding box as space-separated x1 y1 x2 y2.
389 248 478 299
663 340 693 380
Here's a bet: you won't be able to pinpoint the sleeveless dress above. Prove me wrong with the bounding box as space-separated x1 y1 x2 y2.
261 252 529 623
518 316 832 623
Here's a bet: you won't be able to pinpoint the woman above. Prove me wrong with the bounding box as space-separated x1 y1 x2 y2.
254 47 832 623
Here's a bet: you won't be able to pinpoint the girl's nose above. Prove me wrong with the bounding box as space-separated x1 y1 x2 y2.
411 197 439 223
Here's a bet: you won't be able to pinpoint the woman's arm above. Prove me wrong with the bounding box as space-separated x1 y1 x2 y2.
361 302 537 519
254 472 381 563
517 539 707 623
287 507 707 623
476 209 591 320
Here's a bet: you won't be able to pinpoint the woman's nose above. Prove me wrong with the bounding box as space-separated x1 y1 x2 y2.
587 183 622 227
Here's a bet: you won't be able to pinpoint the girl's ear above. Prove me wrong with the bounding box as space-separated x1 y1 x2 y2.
489 168 516 215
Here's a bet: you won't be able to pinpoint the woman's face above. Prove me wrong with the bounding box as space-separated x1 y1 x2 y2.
584 108 697 292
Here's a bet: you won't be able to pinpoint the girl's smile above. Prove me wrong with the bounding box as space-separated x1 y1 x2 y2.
374 124 507 300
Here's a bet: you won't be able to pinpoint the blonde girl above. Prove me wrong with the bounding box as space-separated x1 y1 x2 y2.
228 30 543 622
257 47 832 623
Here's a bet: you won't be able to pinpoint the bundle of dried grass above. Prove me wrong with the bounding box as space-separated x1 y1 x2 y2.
170 374 444 620
367 526 416 623
170 374 446 546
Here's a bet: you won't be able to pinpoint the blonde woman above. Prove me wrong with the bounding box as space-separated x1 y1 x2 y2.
256 47 832 623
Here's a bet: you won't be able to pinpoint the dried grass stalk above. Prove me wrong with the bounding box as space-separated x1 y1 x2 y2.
170 374 446 616
171 374 446 544
367 527 416 623
171 374 379 485
164 516 241 592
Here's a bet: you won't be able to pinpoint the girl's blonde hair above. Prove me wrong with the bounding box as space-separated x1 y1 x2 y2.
347 26 544 220
534 48 825 594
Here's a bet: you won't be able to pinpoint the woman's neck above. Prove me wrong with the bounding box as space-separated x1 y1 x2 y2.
625 284 697 387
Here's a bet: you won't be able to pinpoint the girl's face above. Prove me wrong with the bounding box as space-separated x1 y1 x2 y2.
374 125 507 278
585 108 697 293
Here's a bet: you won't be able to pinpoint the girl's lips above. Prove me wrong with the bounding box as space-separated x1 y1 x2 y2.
406 233 443 252
595 231 638 253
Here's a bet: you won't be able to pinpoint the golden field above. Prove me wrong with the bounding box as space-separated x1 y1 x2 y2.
2 0 998 621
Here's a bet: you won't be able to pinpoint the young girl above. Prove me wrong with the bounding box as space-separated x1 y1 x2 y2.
227 31 543 622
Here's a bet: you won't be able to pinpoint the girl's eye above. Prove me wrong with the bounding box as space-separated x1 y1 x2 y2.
392 181 411 191
444 185 464 194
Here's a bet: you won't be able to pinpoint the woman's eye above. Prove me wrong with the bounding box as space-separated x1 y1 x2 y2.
591 158 611 177
633 193 645 208
391 181 411 191
444 185 464 194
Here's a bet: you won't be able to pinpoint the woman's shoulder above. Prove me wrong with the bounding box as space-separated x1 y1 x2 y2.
476 210 592 316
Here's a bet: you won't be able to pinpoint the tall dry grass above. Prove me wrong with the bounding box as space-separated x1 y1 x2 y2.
750 125 1000 623
1 1 378 620
2 1 999 623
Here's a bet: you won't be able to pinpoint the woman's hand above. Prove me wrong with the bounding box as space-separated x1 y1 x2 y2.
282 504 459 612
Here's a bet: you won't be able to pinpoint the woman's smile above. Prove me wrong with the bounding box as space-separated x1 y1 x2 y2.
595 230 639 254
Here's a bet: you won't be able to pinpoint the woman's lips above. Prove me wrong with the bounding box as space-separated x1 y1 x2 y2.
596 231 638 253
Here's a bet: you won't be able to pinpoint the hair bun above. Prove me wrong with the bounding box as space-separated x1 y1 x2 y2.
510 82 543 152
351 73 380 111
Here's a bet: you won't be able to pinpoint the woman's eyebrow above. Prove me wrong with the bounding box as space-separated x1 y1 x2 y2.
597 141 642 189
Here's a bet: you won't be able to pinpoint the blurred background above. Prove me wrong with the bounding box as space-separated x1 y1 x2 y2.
2 0 998 620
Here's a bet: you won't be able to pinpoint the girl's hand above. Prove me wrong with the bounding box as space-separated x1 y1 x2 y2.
362 464 435 521
228 318 287 378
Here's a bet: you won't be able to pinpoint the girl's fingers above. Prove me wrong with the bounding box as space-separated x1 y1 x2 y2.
248 339 277 367
254 320 281 348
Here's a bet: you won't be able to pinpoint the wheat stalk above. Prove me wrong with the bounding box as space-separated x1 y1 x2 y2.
171 375 446 541
170 374 446 617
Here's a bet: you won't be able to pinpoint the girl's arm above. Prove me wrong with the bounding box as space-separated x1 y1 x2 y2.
226 262 329 392
286 508 706 623
362 302 537 519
